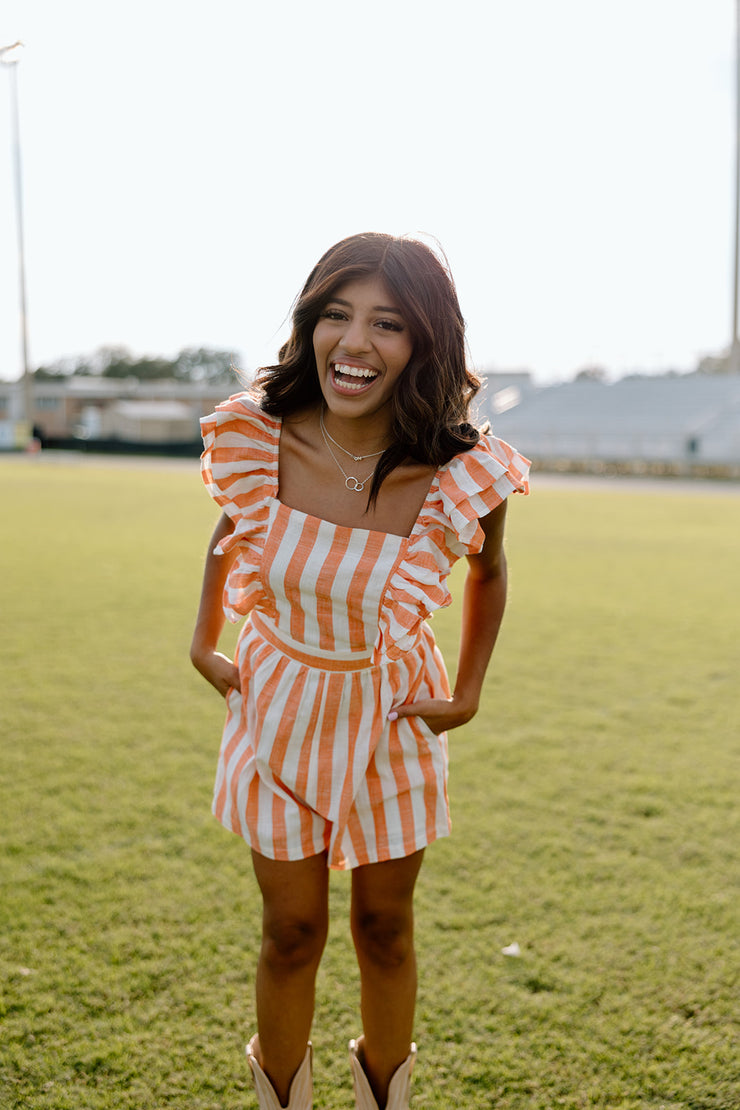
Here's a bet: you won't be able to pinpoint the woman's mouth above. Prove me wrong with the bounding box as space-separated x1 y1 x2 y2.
330 363 380 393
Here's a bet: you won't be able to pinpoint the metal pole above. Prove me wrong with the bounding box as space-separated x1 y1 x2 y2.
1 42 32 432
732 2 740 370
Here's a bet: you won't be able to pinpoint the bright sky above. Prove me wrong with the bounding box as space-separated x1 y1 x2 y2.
0 0 735 383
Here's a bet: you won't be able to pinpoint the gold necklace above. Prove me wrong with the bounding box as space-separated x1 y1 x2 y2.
319 410 386 461
319 415 380 493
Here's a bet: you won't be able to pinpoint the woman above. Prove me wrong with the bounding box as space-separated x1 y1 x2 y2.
190 232 529 1110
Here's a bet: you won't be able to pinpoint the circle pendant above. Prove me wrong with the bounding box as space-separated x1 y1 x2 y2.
345 476 366 492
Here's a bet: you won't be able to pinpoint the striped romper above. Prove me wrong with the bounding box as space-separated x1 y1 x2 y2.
200 394 530 870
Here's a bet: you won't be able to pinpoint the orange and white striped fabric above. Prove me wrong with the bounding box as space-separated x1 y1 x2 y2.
200 394 530 870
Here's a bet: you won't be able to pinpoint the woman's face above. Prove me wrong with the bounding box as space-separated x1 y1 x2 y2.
312 275 413 423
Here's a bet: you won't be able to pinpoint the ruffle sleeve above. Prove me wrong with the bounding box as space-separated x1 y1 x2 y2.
434 434 530 556
200 392 280 622
375 435 530 661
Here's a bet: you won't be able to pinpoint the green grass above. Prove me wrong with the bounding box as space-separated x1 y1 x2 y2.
1 458 738 1109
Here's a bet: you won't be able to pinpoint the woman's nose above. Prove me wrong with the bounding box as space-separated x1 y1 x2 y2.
341 316 371 353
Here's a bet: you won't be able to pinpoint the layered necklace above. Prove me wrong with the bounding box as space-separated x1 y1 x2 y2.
319 410 386 493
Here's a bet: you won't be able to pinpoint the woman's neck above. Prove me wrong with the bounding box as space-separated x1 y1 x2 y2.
319 405 392 457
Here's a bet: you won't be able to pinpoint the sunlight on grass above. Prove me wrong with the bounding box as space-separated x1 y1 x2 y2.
1 458 738 1109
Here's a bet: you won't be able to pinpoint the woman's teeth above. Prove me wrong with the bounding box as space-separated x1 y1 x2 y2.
332 364 379 390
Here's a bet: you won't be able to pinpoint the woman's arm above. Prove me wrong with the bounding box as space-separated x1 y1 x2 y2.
449 499 508 719
392 499 509 733
189 511 241 697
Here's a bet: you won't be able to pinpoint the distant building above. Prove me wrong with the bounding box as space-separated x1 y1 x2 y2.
485 373 740 476
0 376 237 451
476 370 536 419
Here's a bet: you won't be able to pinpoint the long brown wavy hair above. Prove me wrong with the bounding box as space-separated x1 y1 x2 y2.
256 232 483 504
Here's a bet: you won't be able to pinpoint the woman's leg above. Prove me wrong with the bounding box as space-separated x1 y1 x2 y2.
251 849 330 1105
350 849 424 1108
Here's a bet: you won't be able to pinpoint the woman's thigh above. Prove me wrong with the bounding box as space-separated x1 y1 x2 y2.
252 850 331 955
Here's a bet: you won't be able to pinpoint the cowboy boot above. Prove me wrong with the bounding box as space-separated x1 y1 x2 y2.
246 1036 313 1110
349 1037 416 1110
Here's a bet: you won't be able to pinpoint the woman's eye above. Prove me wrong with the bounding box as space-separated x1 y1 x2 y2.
377 319 403 332
321 309 346 321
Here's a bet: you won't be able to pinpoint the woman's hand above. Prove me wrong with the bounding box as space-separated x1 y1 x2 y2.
190 648 240 699
389 695 478 735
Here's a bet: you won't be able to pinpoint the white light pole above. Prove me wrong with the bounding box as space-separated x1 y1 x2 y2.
732 4 740 372
0 41 33 434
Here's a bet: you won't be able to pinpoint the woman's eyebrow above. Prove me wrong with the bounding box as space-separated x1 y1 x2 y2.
329 297 404 316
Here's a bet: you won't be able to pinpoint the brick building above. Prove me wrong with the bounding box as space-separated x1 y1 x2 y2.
0 376 239 449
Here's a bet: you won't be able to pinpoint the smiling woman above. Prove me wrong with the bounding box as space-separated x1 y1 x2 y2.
189 231 530 1110
313 277 414 439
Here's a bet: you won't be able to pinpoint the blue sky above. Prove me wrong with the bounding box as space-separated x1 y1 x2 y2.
0 0 735 383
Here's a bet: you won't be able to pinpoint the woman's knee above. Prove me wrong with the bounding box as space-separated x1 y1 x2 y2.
352 907 414 970
261 916 327 972
261 909 328 971
350 852 423 970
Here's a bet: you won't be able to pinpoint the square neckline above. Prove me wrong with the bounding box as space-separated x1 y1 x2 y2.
273 411 440 542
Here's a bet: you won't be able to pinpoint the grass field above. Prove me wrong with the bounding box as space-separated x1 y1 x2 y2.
0 456 738 1110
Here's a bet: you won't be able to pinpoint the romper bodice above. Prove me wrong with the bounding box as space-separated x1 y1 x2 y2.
201 393 530 665
258 502 406 661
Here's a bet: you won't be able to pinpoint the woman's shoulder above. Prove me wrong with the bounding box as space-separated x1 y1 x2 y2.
440 433 530 495
207 389 277 423
200 390 280 446
200 390 281 514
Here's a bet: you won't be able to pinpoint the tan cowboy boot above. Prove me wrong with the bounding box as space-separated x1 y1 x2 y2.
246 1036 313 1110
348 1037 416 1109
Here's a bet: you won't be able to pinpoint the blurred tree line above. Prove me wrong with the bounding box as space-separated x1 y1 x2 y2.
34 345 239 383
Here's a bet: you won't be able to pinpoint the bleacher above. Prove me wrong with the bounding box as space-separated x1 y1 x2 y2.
483 373 740 474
